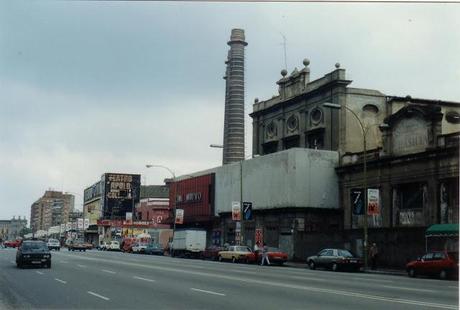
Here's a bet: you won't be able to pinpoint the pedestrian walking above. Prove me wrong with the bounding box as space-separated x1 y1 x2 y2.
369 243 379 270
260 244 270 266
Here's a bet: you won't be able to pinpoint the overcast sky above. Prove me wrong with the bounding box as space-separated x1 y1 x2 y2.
1 2 459 221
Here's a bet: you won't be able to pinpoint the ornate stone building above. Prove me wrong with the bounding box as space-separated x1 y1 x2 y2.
337 97 459 267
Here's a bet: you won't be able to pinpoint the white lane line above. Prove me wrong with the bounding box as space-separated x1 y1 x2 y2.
382 285 437 293
55 278 67 284
77 264 87 268
133 276 156 283
351 277 394 283
36 271 44 275
10 261 15 264
190 288 226 296
101 269 116 274
60 261 68 264
87 291 110 301
448 286 458 289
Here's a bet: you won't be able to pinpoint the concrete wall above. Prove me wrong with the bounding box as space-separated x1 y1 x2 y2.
213 148 339 214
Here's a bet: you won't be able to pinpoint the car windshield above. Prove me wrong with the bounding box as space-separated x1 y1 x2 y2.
337 250 354 257
22 242 47 251
235 246 250 252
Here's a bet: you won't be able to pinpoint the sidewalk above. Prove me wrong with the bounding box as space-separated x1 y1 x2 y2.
284 261 407 276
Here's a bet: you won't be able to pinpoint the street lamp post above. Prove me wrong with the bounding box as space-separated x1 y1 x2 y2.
323 102 371 269
145 164 176 255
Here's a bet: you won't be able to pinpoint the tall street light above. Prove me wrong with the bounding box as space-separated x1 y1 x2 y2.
145 164 177 254
323 102 371 269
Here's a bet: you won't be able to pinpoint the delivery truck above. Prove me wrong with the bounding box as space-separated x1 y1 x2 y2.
171 229 206 258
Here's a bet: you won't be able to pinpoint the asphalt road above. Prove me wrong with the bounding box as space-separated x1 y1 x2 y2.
0 248 458 310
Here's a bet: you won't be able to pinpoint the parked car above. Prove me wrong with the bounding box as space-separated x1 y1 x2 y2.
307 248 362 272
145 243 164 256
16 240 51 268
202 245 225 261
132 242 149 254
47 238 61 251
68 240 87 252
108 241 120 251
256 247 288 265
5 240 22 248
218 245 256 263
82 242 93 250
406 251 458 279
97 241 109 251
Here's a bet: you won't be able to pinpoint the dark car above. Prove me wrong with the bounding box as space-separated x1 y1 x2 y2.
16 240 51 268
406 251 458 279
202 246 225 261
144 243 164 255
307 248 362 272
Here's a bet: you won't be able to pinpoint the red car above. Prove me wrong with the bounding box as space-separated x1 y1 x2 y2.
121 237 136 253
406 251 458 279
202 246 225 261
4 240 22 248
256 247 288 265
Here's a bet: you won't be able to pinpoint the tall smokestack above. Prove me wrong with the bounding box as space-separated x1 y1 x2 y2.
222 29 247 165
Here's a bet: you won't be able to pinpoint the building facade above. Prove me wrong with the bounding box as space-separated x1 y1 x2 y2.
337 98 460 267
30 191 74 233
0 217 27 241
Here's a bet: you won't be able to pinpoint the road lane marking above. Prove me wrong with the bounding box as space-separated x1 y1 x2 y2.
10 261 15 264
77 264 87 268
60 260 68 264
352 277 394 283
36 271 44 275
55 278 67 284
87 291 110 301
382 285 434 293
133 276 156 282
101 269 116 274
52 253 457 309
190 288 226 296
448 286 458 289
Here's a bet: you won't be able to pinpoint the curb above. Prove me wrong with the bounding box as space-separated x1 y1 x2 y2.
284 262 407 276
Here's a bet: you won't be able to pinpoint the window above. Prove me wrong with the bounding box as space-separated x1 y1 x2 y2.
284 136 299 149
307 133 324 149
422 253 434 261
323 249 333 256
399 183 425 209
433 252 446 260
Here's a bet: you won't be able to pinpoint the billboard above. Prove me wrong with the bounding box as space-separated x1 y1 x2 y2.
175 209 184 224
232 201 241 221
367 188 380 215
101 173 141 219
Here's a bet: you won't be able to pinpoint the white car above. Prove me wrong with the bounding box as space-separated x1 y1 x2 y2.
47 238 61 251
131 242 148 254
108 241 120 251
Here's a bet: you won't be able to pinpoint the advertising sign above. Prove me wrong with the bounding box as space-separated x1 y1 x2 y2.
126 212 132 221
232 201 241 221
101 173 141 219
84 218 90 230
351 189 364 215
243 202 253 220
77 218 84 230
367 188 380 215
211 230 221 246
175 209 184 224
255 228 263 246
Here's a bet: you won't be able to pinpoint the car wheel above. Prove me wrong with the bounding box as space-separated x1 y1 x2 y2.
408 268 416 278
46 262 51 269
17 262 22 269
308 260 316 270
332 263 338 272
439 269 448 280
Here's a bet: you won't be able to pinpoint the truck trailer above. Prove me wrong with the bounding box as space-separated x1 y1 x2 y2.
171 229 206 258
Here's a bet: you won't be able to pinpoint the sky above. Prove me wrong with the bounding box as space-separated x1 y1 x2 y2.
1 1 459 222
